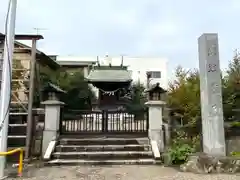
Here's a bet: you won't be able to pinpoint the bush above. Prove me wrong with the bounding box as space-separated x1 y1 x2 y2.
168 144 195 164
230 121 240 127
167 129 200 164
231 151 240 157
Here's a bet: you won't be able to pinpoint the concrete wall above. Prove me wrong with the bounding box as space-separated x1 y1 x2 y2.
167 125 240 155
97 55 168 89
56 55 168 99
225 128 240 155
56 55 168 88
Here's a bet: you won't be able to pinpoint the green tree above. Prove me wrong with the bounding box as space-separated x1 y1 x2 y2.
223 50 240 121
125 82 147 112
166 66 201 163
167 66 201 126
59 71 96 110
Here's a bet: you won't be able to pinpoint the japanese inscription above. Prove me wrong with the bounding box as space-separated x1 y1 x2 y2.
207 63 217 72
210 82 219 93
208 44 217 56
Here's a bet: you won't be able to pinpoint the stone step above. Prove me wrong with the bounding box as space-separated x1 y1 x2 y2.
56 144 151 152
47 158 157 165
59 134 148 139
8 124 26 136
7 136 26 147
59 137 148 146
52 151 153 160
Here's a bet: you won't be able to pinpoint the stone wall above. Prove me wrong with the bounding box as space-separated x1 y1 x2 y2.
225 127 240 155
165 125 240 155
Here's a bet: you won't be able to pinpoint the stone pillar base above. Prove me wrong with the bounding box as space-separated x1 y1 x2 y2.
148 129 164 152
42 130 57 157
180 152 240 174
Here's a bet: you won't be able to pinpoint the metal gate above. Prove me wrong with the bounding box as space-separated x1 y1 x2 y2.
60 109 149 135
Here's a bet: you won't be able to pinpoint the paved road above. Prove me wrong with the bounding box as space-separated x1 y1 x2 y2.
6 165 239 180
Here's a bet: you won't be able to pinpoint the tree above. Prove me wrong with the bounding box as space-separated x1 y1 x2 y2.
24 64 60 107
223 50 240 121
167 66 201 126
59 71 96 110
125 82 147 112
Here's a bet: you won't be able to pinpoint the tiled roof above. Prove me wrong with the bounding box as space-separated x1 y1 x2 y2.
86 68 132 82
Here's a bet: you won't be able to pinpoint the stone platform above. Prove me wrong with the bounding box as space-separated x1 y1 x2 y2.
180 153 240 174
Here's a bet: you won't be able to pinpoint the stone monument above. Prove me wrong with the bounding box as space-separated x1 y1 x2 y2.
180 34 240 174
198 33 226 156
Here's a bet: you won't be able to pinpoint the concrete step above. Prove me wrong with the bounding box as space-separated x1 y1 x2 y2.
59 134 148 139
8 124 26 136
47 158 157 165
59 137 148 146
56 144 151 152
52 151 153 160
7 136 26 147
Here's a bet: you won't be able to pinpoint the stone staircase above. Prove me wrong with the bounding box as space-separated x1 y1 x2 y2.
47 135 158 165
7 123 27 162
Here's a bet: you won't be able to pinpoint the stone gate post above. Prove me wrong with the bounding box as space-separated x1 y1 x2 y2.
145 101 166 152
145 83 167 152
41 100 64 157
41 83 65 157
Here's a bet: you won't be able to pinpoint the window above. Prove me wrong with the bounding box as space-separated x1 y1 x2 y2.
147 71 161 78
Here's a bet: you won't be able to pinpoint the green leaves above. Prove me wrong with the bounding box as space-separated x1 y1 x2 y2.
125 83 147 112
167 50 240 165
56 71 96 110
223 50 240 121
168 66 201 126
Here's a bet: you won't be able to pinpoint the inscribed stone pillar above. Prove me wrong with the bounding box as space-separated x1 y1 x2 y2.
145 101 166 152
198 33 226 156
41 100 64 157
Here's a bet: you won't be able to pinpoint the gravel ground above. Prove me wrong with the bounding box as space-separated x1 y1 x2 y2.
4 165 240 180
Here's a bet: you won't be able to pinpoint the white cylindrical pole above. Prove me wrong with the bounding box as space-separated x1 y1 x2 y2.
0 0 17 178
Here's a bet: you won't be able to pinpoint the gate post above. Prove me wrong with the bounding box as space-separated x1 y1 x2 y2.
145 83 167 153
41 100 64 157
40 83 65 158
145 101 166 152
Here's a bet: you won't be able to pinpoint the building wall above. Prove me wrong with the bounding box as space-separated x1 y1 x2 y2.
56 56 98 97
99 56 168 89
56 55 168 98
13 52 31 103
0 43 31 105
60 66 88 77
56 55 168 89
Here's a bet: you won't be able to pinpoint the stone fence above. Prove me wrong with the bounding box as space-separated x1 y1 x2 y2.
163 124 240 155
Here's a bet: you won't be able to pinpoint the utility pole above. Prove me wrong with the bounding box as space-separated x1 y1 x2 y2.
0 0 17 178
25 39 37 160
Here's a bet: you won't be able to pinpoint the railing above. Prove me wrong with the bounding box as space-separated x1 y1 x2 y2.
0 148 24 177
60 109 149 134
60 110 103 134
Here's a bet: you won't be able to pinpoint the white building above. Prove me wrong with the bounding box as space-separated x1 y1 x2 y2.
56 55 168 89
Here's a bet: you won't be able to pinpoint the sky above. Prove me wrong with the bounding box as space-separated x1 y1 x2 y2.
1 0 240 79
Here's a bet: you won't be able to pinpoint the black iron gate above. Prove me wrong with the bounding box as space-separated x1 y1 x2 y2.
60 109 149 135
